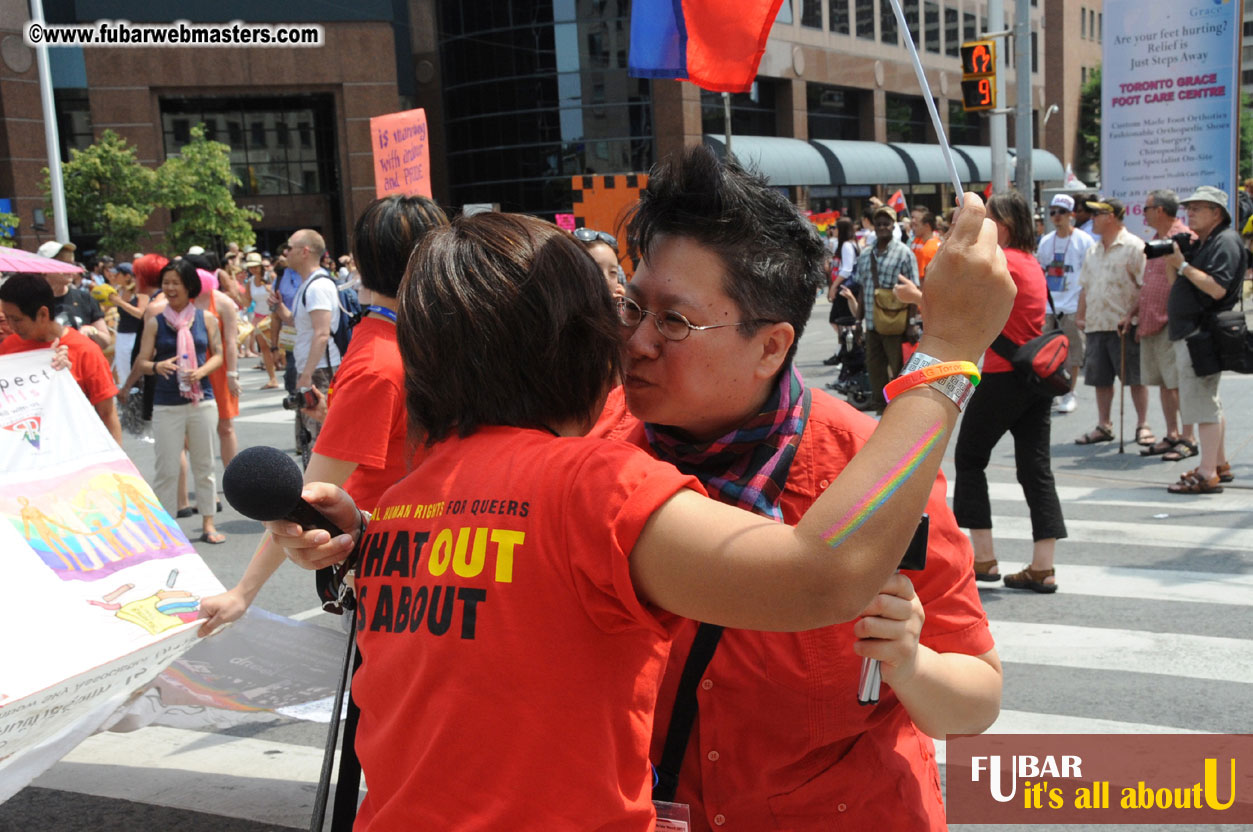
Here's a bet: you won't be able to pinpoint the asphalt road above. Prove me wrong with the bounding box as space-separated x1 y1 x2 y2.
2 298 1250 832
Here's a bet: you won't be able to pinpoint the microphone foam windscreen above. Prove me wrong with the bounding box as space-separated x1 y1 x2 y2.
223 445 305 521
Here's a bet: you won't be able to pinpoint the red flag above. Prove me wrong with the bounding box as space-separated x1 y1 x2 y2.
888 190 907 215
983 182 994 199
629 0 785 93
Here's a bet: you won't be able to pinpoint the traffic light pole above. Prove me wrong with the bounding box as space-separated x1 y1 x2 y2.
1014 2 1034 212
987 0 1008 195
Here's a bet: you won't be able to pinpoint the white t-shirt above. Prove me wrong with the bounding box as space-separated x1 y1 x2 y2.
837 240 860 280
293 269 341 372
1035 228 1096 314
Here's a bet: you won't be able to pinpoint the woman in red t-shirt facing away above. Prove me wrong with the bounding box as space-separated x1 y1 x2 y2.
264 208 1016 830
197 195 449 631
953 190 1067 593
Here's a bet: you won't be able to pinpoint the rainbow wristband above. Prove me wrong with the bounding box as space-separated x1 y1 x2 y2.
883 360 981 406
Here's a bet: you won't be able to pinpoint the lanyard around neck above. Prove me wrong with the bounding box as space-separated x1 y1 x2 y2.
365 305 397 323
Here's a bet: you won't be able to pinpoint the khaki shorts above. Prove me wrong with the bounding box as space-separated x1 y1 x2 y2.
1139 327 1178 388
1173 338 1223 424
1046 313 1085 369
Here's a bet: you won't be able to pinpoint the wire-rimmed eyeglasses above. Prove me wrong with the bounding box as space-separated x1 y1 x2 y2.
615 296 774 342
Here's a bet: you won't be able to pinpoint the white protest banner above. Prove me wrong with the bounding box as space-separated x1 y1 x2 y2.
0 351 224 801
1102 0 1241 238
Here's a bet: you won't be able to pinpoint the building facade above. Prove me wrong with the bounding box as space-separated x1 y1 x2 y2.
0 0 1084 255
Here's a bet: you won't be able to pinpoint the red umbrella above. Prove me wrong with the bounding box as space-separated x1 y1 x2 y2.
0 247 83 274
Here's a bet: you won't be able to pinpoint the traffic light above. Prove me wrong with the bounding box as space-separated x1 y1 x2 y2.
960 40 996 112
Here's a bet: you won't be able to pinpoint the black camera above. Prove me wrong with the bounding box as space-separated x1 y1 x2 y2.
281 388 318 411
1144 232 1195 260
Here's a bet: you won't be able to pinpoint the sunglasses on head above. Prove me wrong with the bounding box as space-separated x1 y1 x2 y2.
573 227 618 249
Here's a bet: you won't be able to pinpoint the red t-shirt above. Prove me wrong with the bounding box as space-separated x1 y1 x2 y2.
983 247 1047 374
313 317 414 511
351 426 701 830
593 386 993 832
0 327 118 405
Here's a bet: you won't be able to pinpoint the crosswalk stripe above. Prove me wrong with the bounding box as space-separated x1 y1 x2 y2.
987 515 1253 552
988 620 1253 684
978 563 1253 606
953 480 1252 514
235 409 299 424
933 709 1208 767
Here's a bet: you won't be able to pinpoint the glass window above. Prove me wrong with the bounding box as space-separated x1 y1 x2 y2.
829 0 849 33
885 93 928 142
902 0 919 45
1031 29 1038 73
802 0 822 28
944 7 958 56
949 100 980 145
880 0 898 44
1098 13 1102 40
160 95 335 198
438 0 652 219
701 82 777 136
1080 6 1086 38
856 0 875 39
807 82 861 140
964 10 977 42
777 0 793 24
924 2 940 53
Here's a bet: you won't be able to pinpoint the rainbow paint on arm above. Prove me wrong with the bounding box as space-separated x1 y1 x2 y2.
821 421 945 549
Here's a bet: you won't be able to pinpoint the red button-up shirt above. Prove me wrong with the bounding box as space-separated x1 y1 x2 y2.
593 387 995 831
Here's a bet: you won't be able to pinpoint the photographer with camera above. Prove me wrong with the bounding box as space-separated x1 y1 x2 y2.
1163 186 1241 494
1136 190 1198 461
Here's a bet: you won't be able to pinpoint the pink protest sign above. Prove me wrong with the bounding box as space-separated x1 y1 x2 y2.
370 109 432 199
555 213 576 231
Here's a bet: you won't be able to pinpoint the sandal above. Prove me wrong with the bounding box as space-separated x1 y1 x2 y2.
1217 462 1234 483
1135 425 1156 446
1074 425 1115 445
260 381 280 390
1167 471 1223 494
199 531 227 544
1003 566 1058 594
1161 438 1198 461
974 558 1000 582
1140 437 1178 456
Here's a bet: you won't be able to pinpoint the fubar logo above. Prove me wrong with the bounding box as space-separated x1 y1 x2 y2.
947 734 1253 824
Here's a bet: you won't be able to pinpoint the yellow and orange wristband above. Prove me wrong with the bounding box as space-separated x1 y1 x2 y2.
883 355 980 410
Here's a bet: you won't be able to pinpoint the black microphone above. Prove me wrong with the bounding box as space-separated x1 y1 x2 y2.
857 513 929 706
222 445 345 539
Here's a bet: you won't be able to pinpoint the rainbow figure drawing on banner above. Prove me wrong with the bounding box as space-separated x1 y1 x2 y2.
2 416 41 450
4 465 191 580
89 575 201 636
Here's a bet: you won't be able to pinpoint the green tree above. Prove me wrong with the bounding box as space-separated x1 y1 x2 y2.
1076 64 1101 184
157 124 259 254
43 129 156 255
0 212 19 248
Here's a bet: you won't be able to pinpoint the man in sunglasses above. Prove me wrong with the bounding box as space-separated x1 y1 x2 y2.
593 145 1001 831
1034 193 1096 413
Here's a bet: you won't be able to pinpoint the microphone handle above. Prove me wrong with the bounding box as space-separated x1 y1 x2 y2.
285 498 345 539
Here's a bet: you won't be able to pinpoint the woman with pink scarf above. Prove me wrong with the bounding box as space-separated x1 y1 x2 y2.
132 259 226 544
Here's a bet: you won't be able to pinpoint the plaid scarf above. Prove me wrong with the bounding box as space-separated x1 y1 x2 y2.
646 365 810 521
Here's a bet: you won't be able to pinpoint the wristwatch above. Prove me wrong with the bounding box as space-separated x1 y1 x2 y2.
899 352 976 411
